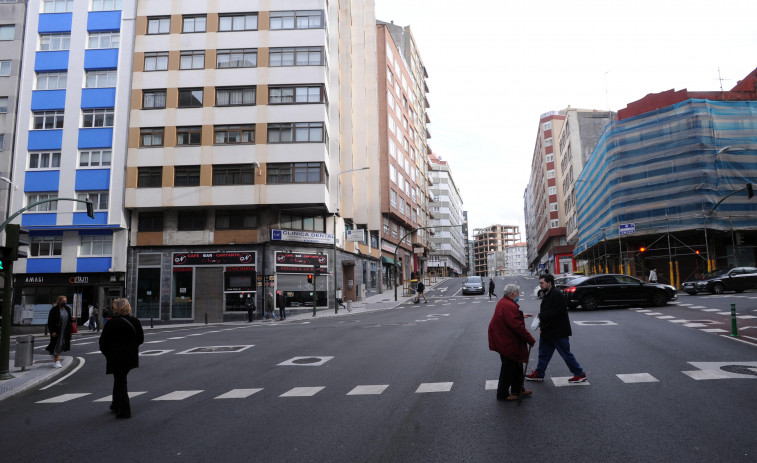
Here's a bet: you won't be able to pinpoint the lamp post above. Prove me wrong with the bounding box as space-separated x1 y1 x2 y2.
333 167 369 314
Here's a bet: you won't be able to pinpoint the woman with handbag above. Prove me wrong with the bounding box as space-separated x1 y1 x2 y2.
99 298 144 419
45 295 74 369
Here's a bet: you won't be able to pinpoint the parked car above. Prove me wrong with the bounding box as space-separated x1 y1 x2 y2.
682 267 757 295
462 276 485 295
557 274 677 310
534 274 580 298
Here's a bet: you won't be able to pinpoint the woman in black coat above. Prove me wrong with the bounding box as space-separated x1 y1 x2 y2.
99 298 144 419
45 295 73 368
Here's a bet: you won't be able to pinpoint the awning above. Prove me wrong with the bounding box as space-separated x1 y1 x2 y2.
381 256 401 266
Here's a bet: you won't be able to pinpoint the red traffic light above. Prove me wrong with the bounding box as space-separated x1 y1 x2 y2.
307 274 313 284
640 247 646 253
695 250 700 254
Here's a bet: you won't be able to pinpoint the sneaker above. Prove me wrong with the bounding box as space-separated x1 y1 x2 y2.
569 373 587 383
53 361 62 368
524 370 544 382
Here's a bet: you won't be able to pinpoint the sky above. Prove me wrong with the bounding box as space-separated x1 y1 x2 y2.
374 0 757 238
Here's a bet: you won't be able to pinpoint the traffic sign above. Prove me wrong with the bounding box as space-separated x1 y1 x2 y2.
619 223 635 235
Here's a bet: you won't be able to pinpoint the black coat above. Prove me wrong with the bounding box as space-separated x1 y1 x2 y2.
99 315 144 374
539 287 572 340
45 305 73 354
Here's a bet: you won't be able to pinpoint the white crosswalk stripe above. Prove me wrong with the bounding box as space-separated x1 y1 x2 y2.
617 373 659 383
94 392 147 402
37 393 91 403
215 389 263 399
416 382 453 393
347 385 388 395
153 390 203 401
280 387 324 397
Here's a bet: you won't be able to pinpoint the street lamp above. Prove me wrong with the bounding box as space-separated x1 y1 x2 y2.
333 167 369 314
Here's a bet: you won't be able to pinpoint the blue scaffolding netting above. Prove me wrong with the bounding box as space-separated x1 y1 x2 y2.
575 98 757 256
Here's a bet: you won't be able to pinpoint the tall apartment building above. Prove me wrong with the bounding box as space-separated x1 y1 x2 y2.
376 21 432 284
9 0 135 322
427 153 465 276
462 210 470 274
472 224 520 276
503 242 528 275
0 0 26 221
125 2 381 323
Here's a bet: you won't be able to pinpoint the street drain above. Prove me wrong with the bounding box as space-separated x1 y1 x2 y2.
292 357 321 364
278 356 334 366
720 365 757 377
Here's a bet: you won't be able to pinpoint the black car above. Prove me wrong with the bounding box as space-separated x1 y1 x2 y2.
462 276 485 295
682 267 757 295
558 274 677 310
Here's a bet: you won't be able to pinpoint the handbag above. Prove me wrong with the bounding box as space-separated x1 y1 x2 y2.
70 322 78 334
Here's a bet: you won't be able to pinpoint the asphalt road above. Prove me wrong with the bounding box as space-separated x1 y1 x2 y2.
1 276 756 462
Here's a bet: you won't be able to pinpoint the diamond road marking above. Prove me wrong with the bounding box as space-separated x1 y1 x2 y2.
617 373 659 383
656 316 676 319
347 385 389 395
701 328 729 333
139 349 173 356
280 387 325 397
551 377 590 387
93 392 147 402
416 382 453 393
215 388 263 399
37 393 91 403
485 380 498 390
684 362 757 379
153 390 203 401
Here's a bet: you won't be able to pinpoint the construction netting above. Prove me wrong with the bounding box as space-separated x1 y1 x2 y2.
574 98 757 256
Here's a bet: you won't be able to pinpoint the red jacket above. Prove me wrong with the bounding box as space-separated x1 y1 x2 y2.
488 297 535 362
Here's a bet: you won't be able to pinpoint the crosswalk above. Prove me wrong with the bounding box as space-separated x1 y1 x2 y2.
631 301 757 342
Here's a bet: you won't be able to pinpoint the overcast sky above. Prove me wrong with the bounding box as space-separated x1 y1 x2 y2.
374 0 757 238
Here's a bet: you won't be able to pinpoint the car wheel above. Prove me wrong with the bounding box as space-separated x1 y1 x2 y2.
581 295 599 311
652 291 668 307
711 283 725 295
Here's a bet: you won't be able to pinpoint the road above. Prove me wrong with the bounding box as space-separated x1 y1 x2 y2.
1 276 756 462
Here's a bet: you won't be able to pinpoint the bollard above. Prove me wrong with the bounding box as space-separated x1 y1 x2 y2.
730 303 738 337
150 317 154 329
205 313 208 325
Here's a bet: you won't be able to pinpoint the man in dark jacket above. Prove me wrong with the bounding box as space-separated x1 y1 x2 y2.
488 278 496 299
525 274 587 383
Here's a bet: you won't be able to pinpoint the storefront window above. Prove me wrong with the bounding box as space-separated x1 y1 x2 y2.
225 292 255 312
136 268 160 318
172 268 193 318
277 273 327 307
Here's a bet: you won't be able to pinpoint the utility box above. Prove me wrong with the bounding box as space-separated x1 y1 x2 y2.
14 335 34 370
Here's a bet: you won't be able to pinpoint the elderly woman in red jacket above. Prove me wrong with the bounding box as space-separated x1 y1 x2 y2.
488 283 536 401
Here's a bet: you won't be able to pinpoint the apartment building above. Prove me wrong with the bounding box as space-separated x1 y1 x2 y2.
462 210 470 274
9 0 135 322
427 153 465 276
503 242 527 275
472 224 520 276
125 2 380 323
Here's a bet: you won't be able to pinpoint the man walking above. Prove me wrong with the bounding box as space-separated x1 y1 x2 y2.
649 268 658 283
488 278 496 299
525 274 587 383
414 280 427 304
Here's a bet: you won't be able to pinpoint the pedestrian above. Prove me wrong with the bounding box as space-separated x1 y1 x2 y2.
102 304 112 326
649 268 658 283
88 303 99 332
245 293 255 323
99 298 144 419
263 293 277 320
277 291 287 320
489 278 496 299
414 280 428 303
336 287 347 310
488 284 536 401
526 274 587 383
45 295 74 368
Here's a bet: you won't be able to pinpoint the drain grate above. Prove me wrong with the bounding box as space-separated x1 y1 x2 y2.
291 357 321 365
720 365 757 377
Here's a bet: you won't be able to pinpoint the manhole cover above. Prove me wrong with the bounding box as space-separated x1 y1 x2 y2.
720 365 757 377
292 357 321 364
278 356 334 366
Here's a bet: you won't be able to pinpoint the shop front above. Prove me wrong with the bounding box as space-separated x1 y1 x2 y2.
274 251 328 312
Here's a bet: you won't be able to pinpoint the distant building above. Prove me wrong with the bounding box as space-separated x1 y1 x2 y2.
427 153 465 276
473 225 521 276
504 242 528 275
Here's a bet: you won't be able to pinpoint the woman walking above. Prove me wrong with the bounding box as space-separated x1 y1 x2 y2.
45 295 74 368
99 298 144 419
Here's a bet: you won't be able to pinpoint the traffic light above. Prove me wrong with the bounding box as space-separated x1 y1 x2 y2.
747 183 754 199
307 274 313 284
6 224 30 260
639 247 646 253
86 200 95 219
0 246 11 272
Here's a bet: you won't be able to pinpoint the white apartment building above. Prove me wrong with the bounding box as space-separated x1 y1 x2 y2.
427 153 465 276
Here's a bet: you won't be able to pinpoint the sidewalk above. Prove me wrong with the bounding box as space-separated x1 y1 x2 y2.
0 278 450 402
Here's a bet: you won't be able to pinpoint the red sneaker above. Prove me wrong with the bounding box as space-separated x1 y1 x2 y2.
525 370 544 382
568 373 587 383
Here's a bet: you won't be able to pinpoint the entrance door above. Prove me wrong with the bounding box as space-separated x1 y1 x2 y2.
103 287 122 316
194 267 223 322
342 264 356 301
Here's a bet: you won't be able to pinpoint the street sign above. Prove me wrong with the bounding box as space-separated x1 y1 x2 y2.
619 223 635 235
346 229 365 242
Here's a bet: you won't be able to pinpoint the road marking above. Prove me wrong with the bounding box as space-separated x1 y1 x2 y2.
215 388 263 399
278 356 334 366
700 309 720 312
617 373 659 383
93 392 147 402
573 320 618 326
682 370 732 380
701 328 729 333
644 312 664 316
485 380 498 390
668 319 689 323
678 304 693 306
153 390 203 401
139 350 174 356
280 387 325 397
738 315 757 319
689 306 707 309
37 393 91 403
656 316 676 319
551 377 590 387
167 337 185 340
635 309 652 313
347 385 389 395
416 382 453 393
39 357 86 391
145 340 165 344
178 345 254 354
683 323 712 328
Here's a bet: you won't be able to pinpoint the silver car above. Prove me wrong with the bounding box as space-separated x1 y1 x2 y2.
462 276 485 295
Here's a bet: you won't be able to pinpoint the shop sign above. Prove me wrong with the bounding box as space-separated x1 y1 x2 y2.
346 229 365 242
271 229 334 245
173 251 256 266
413 247 424 254
18 273 111 286
275 252 328 274
224 266 257 292
381 242 397 253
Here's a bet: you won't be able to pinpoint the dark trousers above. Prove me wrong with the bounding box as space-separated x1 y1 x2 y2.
247 307 254 322
279 306 286 320
497 355 524 398
489 289 495 299
112 369 131 414
535 336 584 377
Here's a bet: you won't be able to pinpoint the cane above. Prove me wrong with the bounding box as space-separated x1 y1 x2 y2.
519 344 533 404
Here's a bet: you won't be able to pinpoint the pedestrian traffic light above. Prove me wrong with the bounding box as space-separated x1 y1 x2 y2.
0 246 11 272
747 183 754 199
307 274 313 284
5 224 29 260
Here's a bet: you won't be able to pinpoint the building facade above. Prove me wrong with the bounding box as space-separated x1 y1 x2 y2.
472 224 520 276
503 242 528 275
427 153 465 276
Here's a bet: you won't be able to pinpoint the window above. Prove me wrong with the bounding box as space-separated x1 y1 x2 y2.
27 193 58 211
82 109 114 128
142 89 166 109
80 235 112 256
548 186 556 195
140 127 164 147
0 25 14 41
215 87 255 106
269 10 323 29
182 15 206 33
268 86 325 104
550 219 559 228
174 166 200 186
387 68 393 84
178 88 203 107
176 126 201 146
543 121 552 131
390 189 397 207
0 96 6 113
147 17 170 35
138 212 163 231
546 169 555 179
280 213 323 232
389 139 396 159
42 0 72 13
266 163 326 184
29 152 61 169
392 223 398 239
85 70 117 88
216 48 257 68
144 52 169 71
36 72 66 89
76 192 108 211
216 210 258 229
212 164 254 185
79 150 111 167
267 122 324 143
383 218 389 235
137 167 163 188
545 137 553 147
389 164 396 184
0 134 3 150
31 236 62 257
91 0 122 11
88 31 119 49
545 153 554 163
0 60 10 76
549 203 558 212
33 111 64 130
178 211 205 231
269 47 323 66
399 198 405 215
218 13 258 31
214 125 254 144
179 50 205 70
39 33 70 51
388 115 396 135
